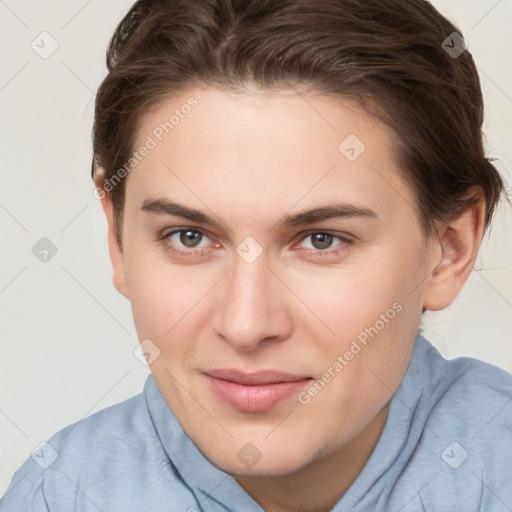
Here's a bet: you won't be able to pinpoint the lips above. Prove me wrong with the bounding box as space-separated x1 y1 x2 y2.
204 369 313 412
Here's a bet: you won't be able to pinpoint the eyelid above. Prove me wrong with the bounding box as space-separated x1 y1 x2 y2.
294 229 355 243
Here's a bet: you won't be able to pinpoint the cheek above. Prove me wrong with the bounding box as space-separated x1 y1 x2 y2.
286 261 404 341
125 251 193 340
290 255 420 394
125 250 222 359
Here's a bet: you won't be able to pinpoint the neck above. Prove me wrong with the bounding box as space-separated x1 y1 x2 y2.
235 404 389 512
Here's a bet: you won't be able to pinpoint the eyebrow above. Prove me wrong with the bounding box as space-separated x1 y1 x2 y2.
141 198 378 230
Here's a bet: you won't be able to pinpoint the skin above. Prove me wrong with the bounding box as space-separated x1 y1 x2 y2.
95 85 485 512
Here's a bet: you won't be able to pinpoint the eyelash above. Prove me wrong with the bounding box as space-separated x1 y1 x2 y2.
157 228 354 259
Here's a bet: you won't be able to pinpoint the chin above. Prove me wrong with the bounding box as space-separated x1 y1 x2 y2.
203 443 323 478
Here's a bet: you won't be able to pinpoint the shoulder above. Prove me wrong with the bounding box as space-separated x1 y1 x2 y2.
0 379 194 511
57 390 158 458
419 338 512 433
392 337 512 511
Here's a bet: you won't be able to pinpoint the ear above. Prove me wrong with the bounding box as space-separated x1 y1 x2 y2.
422 188 486 311
94 173 130 300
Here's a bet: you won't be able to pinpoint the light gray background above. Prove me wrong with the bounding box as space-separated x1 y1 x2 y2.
1 0 511 497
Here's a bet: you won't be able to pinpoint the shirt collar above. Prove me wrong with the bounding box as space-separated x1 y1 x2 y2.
144 372 261 509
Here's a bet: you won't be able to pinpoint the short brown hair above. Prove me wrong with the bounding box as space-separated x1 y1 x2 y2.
91 0 504 247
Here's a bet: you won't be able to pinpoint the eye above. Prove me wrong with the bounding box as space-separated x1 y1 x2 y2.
295 231 353 255
170 229 208 248
158 228 216 258
157 228 353 260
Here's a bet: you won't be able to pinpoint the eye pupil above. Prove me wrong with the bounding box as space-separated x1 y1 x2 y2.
180 230 202 248
311 233 333 250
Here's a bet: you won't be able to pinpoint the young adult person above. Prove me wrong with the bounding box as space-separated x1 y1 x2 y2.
2 1 510 510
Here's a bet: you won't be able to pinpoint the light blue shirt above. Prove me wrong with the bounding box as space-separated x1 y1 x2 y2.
2 334 512 511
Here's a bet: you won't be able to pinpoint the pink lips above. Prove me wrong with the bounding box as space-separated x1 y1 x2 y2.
204 369 312 413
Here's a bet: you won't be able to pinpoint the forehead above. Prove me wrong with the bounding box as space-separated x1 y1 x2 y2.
127 86 416 227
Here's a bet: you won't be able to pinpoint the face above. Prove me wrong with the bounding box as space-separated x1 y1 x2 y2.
104 86 442 476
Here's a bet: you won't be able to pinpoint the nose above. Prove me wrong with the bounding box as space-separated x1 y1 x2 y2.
214 249 294 351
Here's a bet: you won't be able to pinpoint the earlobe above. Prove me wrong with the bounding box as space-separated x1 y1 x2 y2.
94 175 130 300
423 194 486 311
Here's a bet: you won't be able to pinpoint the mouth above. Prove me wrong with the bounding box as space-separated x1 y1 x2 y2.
203 369 313 413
